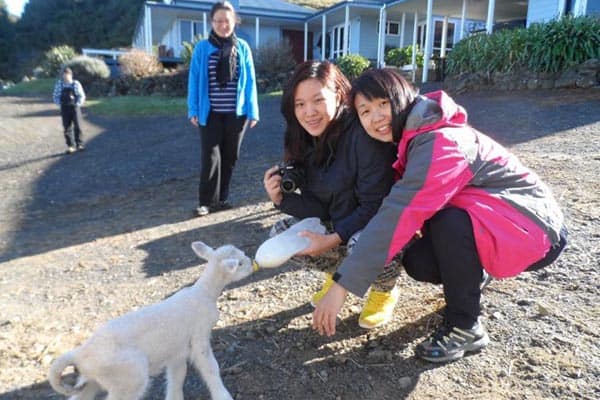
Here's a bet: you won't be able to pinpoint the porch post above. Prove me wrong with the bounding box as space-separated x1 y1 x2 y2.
460 0 467 40
400 12 406 48
377 5 387 67
573 0 588 16
558 0 566 18
145 5 153 54
343 5 349 56
440 16 448 58
412 11 418 82
203 13 207 38
422 0 433 83
304 22 308 61
255 17 260 49
322 14 326 60
486 0 495 34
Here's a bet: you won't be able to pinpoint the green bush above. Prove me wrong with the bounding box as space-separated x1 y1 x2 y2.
64 55 110 88
523 15 600 73
446 15 600 76
120 49 163 78
181 35 202 67
335 53 370 80
385 45 424 68
41 45 77 77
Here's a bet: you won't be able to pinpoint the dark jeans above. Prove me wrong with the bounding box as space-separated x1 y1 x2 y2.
198 112 247 207
61 105 83 146
402 207 567 329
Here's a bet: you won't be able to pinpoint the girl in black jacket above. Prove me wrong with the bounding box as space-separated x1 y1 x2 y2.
263 61 400 329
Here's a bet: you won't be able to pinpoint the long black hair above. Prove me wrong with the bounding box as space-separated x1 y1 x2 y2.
280 60 351 166
350 68 418 142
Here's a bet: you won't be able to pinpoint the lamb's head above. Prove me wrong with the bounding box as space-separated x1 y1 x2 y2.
191 241 254 284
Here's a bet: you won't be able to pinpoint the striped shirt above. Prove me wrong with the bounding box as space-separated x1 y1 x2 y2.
208 52 239 113
52 80 86 106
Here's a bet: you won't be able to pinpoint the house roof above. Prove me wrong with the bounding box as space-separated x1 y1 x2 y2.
169 0 314 19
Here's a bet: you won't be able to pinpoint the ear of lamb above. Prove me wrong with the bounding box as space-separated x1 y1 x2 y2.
191 241 214 261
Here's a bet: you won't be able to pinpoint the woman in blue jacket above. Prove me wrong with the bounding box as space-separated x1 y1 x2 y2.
188 1 259 217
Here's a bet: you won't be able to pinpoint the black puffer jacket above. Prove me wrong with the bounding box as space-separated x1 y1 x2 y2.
277 115 396 243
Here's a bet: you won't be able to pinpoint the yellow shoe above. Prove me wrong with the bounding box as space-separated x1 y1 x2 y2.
310 273 334 307
358 287 400 329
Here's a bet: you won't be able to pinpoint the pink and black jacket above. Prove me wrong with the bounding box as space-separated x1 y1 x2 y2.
336 91 565 297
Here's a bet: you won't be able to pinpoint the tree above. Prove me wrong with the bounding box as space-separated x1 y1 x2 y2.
0 0 17 79
11 0 146 78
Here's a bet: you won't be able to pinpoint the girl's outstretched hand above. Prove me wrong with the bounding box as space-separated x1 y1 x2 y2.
312 283 347 336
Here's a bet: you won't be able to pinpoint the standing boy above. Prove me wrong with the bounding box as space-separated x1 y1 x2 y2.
53 67 86 153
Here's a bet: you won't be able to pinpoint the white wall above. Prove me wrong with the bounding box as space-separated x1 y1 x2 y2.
357 16 380 60
527 0 561 25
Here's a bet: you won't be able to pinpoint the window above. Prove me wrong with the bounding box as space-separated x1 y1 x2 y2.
387 21 400 36
180 19 203 43
417 19 456 55
331 24 348 59
376 21 401 36
433 21 455 50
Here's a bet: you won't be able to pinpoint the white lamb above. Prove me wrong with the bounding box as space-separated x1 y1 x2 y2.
49 241 255 400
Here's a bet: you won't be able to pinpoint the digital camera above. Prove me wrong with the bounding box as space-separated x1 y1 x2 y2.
278 162 306 193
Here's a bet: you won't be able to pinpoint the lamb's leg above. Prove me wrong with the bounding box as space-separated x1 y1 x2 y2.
191 340 233 400
165 360 187 400
68 379 101 400
99 351 149 400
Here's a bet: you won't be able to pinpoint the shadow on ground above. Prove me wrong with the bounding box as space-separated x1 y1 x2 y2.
2 88 600 263
0 302 448 400
1 96 283 262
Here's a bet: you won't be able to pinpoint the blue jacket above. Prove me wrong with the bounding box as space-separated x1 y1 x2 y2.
187 37 259 125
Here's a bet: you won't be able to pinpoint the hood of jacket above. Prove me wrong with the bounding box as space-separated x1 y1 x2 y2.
393 90 468 173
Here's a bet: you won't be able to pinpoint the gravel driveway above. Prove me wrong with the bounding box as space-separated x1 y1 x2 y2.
0 86 599 399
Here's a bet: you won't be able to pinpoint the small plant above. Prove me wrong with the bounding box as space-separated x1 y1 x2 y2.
181 35 203 67
120 49 163 78
64 55 110 88
385 45 424 68
41 45 77 77
335 53 370 81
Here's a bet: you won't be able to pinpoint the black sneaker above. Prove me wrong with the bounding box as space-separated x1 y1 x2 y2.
416 319 490 362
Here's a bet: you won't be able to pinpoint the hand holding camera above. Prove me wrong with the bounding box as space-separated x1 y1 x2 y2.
277 162 305 193
264 162 306 205
263 165 283 205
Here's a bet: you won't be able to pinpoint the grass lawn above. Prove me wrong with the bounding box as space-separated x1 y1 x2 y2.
1 79 281 117
1 78 55 96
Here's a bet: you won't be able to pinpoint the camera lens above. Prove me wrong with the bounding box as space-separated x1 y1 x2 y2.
281 179 296 193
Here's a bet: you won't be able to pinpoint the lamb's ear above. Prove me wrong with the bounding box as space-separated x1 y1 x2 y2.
191 241 213 261
221 258 239 273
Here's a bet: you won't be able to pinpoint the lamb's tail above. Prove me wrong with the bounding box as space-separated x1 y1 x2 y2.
48 351 82 396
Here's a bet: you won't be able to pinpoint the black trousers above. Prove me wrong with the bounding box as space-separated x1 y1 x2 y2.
402 207 567 329
198 112 247 207
61 105 83 146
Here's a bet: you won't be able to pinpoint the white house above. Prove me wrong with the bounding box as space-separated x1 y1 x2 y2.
133 0 314 63
132 0 599 82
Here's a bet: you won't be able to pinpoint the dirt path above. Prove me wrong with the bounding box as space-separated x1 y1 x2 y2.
0 88 599 399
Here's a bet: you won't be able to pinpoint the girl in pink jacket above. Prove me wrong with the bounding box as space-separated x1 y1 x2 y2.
311 68 567 362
